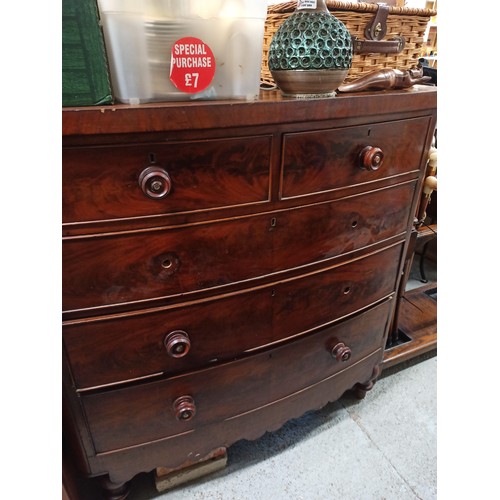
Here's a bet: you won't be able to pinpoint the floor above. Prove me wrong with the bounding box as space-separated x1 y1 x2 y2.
76 253 437 500
127 352 437 500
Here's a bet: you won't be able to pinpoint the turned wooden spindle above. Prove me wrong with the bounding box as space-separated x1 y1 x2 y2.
424 175 437 194
416 146 437 224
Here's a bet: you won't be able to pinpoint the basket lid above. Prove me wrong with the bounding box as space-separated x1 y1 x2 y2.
268 1 437 17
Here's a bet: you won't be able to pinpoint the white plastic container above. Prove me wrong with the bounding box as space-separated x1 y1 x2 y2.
96 0 268 103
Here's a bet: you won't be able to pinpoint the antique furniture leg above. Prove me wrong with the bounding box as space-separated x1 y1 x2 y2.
353 365 382 399
99 477 130 500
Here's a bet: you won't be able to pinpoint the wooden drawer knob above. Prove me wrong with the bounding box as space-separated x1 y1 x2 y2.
173 395 196 422
359 146 384 171
164 330 191 358
331 342 352 362
139 166 172 199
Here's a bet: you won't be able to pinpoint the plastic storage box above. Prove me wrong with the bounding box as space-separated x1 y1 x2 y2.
96 0 268 103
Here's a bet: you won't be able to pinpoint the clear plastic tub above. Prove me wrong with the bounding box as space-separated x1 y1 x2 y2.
96 0 268 103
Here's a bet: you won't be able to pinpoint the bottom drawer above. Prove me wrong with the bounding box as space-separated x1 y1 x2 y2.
82 299 393 453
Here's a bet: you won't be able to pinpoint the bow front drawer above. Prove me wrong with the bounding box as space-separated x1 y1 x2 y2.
62 182 412 313
281 116 431 198
63 136 272 224
64 242 402 389
81 299 392 453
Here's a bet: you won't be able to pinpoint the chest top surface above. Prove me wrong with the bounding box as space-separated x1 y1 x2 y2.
62 86 437 139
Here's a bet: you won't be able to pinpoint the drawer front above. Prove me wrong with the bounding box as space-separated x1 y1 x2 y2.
82 299 392 453
273 181 414 265
62 136 272 224
62 183 413 312
281 117 430 198
63 214 274 312
64 243 402 389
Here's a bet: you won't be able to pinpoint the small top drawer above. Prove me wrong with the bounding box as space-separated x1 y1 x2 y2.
62 136 272 224
280 117 431 198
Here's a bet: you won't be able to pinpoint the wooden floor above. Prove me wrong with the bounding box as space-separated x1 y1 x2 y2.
383 282 437 369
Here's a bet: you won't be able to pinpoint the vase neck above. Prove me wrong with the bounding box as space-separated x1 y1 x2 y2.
295 0 329 13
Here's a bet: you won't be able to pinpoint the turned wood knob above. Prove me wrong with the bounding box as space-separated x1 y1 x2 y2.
139 166 172 199
173 395 196 422
331 342 352 362
164 330 191 358
359 146 384 171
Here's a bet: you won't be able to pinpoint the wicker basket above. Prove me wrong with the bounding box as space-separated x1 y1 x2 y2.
261 1 436 87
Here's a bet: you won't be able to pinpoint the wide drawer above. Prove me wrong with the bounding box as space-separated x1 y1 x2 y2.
62 136 272 224
281 116 431 198
82 299 391 453
64 243 402 389
62 182 413 313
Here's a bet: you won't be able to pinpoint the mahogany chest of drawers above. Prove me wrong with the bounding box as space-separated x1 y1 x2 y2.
62 87 437 498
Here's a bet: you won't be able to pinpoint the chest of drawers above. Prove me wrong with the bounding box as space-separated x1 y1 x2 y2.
62 87 436 498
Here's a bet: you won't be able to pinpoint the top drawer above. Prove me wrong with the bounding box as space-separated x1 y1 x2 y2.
280 116 431 198
62 136 272 224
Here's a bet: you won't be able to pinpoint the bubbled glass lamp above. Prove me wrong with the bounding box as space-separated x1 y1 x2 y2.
268 0 352 97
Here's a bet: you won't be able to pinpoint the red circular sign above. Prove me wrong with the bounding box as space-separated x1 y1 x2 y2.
170 37 216 94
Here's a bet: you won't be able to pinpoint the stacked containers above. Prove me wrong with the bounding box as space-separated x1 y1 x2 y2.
96 0 268 103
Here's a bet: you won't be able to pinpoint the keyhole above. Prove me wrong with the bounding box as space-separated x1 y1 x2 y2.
157 252 178 277
343 286 351 295
351 220 358 228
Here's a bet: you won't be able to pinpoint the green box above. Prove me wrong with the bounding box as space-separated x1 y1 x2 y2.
62 0 113 106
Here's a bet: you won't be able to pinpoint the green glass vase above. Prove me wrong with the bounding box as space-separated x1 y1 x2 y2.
268 0 352 97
